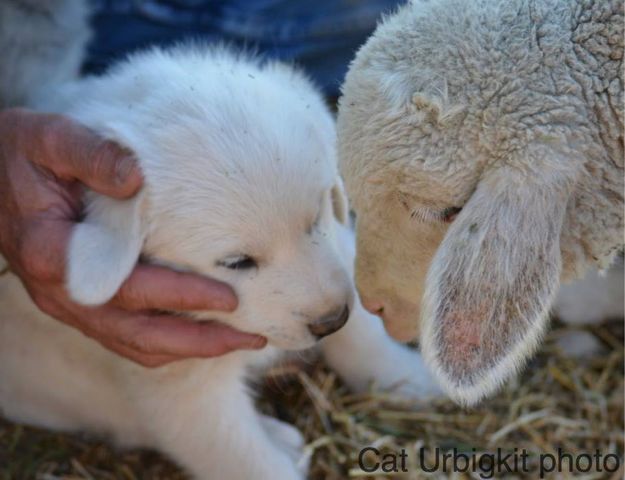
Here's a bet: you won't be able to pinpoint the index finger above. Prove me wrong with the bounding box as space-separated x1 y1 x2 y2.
113 264 238 312
17 109 143 199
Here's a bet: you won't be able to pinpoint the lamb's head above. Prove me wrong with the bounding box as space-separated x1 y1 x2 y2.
338 0 591 404
62 47 353 351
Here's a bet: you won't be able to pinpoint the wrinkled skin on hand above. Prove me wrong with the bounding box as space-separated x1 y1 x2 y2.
0 108 266 367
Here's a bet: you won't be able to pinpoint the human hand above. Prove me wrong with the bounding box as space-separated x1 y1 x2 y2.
0 108 267 367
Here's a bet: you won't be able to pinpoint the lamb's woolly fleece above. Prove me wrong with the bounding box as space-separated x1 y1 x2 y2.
338 0 623 404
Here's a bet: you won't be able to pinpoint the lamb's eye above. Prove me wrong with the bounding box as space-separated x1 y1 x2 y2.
441 206 462 223
217 255 258 270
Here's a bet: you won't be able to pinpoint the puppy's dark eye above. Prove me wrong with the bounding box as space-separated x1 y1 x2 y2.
441 206 462 223
217 255 257 270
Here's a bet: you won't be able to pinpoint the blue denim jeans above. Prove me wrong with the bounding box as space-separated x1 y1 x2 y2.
86 0 405 97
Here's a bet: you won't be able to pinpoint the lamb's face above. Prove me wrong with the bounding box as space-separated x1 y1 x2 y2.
337 0 584 404
65 48 354 351
349 185 449 343
343 131 489 344
338 70 481 343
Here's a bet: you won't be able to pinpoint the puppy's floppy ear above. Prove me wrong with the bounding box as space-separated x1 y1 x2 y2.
67 190 147 306
331 176 350 225
421 149 577 405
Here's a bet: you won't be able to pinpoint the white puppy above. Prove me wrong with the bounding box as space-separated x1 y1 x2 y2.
0 46 440 480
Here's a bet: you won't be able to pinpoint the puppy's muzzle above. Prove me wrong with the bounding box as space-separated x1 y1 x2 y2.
307 305 350 339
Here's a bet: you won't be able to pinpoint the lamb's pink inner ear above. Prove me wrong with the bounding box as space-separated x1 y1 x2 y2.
431 257 552 396
421 172 569 406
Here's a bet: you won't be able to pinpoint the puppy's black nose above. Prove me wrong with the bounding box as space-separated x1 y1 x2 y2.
307 305 350 339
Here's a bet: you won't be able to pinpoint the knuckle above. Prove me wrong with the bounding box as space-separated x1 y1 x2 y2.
115 281 146 310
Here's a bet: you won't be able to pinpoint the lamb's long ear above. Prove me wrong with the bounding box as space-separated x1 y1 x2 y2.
331 176 350 225
67 190 147 306
421 156 576 406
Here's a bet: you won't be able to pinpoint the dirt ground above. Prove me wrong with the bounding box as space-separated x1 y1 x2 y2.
1 320 623 480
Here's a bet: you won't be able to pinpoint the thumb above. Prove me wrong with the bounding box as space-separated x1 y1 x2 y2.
29 111 143 198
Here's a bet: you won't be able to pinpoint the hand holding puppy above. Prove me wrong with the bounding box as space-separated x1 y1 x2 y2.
0 108 266 367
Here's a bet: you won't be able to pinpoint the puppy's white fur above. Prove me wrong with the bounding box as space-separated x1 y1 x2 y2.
0 46 440 479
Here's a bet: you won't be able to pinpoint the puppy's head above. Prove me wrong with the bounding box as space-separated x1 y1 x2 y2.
64 47 353 350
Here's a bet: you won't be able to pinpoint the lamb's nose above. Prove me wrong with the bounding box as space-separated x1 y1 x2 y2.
361 298 385 318
307 305 350 339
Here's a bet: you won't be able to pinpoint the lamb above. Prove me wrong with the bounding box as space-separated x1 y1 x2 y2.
0 45 442 480
337 0 624 405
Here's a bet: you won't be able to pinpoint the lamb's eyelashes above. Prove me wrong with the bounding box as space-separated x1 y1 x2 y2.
408 205 463 224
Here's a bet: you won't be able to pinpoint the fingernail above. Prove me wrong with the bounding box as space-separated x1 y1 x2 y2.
220 301 238 312
115 156 140 186
248 336 267 349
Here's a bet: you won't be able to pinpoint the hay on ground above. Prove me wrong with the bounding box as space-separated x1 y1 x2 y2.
1 321 623 480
